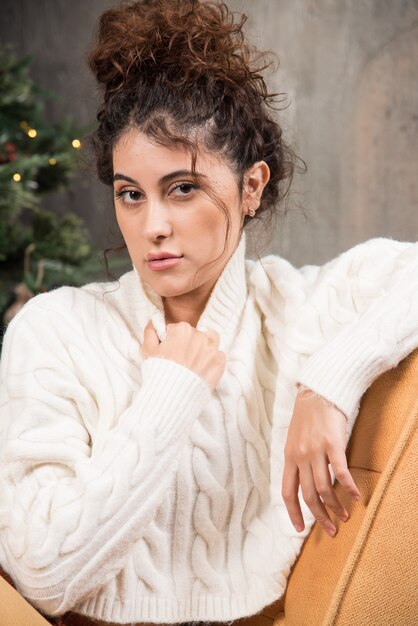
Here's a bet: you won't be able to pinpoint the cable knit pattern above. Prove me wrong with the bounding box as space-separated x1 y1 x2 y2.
0 233 417 623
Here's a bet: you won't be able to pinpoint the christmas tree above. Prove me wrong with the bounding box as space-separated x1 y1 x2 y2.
0 45 96 328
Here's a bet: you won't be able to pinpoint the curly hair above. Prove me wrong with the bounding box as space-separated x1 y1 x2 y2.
87 0 304 259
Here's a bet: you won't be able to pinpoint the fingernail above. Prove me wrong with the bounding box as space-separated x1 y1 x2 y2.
341 512 349 522
327 527 337 537
294 523 304 532
353 494 361 501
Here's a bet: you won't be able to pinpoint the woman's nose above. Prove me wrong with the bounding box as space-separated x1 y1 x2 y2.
144 202 172 241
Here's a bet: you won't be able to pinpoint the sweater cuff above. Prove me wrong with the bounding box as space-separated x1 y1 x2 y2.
297 323 394 429
123 357 212 452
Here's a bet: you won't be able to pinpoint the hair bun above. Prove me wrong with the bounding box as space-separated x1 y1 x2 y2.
88 0 272 100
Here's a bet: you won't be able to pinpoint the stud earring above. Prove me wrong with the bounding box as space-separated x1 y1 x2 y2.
248 207 256 217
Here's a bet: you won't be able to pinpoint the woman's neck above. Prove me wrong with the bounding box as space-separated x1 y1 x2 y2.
163 279 216 327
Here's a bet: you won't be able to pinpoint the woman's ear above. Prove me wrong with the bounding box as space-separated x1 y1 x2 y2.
242 161 270 217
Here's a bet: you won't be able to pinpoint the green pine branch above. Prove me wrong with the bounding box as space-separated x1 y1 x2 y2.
0 44 96 284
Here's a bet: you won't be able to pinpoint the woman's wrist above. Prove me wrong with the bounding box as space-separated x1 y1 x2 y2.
296 383 349 421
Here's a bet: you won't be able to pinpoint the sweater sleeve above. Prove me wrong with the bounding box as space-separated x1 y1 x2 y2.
249 237 418 434
295 238 418 428
0 299 211 616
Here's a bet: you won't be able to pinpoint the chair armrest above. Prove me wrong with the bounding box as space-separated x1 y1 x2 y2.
0 571 51 625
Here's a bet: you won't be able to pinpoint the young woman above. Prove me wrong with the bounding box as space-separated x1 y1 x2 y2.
0 1 417 625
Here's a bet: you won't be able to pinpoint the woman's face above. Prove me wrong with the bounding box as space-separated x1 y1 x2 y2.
112 128 246 299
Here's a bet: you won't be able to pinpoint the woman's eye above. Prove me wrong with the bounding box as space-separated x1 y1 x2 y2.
114 189 142 204
170 183 197 197
114 183 197 205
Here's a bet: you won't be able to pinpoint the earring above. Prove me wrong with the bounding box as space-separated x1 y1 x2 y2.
248 207 256 217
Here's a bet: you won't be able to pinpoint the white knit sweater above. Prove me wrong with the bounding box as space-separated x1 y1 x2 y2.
0 233 417 624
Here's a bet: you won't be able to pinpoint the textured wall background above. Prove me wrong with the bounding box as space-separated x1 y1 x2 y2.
1 0 418 266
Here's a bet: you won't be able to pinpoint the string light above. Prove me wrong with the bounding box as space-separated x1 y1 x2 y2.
20 121 37 137
72 139 81 149
48 158 57 166
13 173 22 182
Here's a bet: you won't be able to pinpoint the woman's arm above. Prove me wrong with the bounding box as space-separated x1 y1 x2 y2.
0 298 212 616
250 236 418 423
295 237 418 427
284 237 418 536
250 236 418 536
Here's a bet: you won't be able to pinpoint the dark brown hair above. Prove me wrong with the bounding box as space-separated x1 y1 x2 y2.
87 0 304 272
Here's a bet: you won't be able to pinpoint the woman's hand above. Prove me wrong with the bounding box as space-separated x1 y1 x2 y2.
140 320 226 391
282 386 361 537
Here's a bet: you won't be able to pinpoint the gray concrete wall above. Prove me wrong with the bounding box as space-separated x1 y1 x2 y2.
1 1 418 266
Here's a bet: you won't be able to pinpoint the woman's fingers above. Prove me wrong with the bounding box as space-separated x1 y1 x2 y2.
311 455 349 522
299 462 338 537
283 449 360 537
203 328 220 347
141 322 225 390
282 458 339 536
140 320 160 358
327 446 361 500
281 460 305 532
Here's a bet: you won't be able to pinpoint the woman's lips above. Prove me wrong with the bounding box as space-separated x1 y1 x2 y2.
147 256 183 271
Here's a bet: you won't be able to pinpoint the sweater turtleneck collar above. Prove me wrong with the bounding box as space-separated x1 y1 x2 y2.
120 232 248 353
